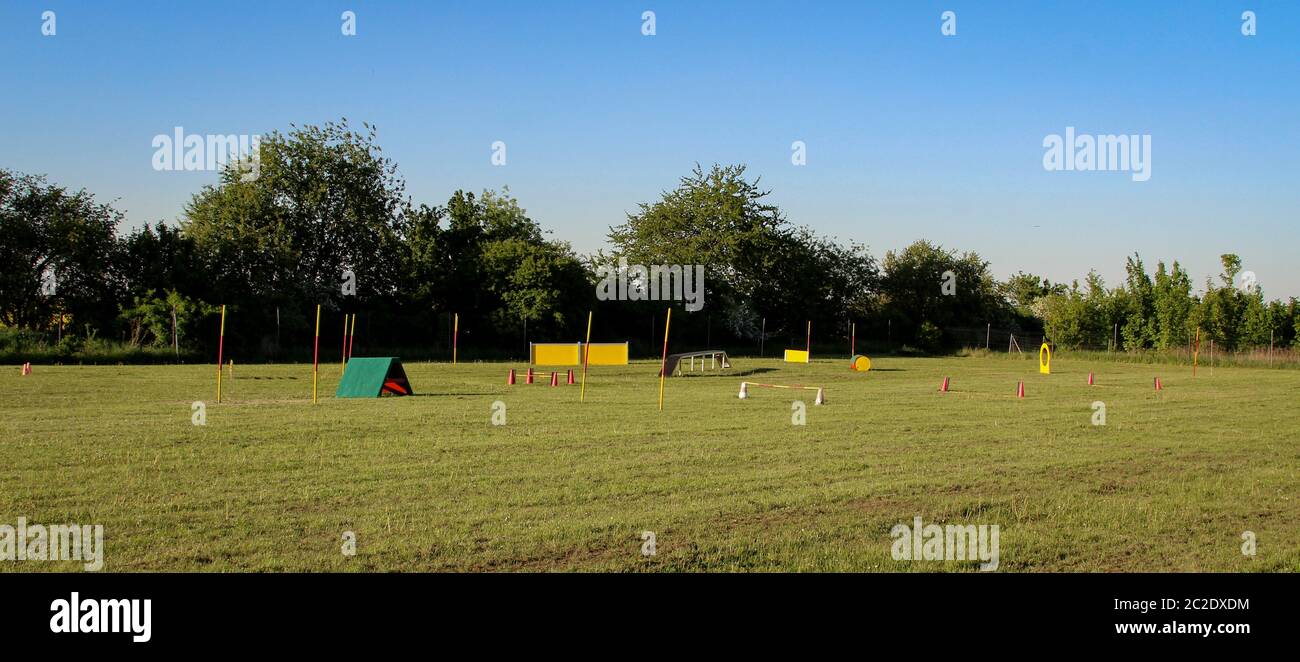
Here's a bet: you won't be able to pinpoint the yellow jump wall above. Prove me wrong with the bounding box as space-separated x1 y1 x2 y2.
530 342 629 366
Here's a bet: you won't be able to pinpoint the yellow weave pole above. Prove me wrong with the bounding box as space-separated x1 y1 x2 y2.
580 311 593 401
453 313 459 364
658 308 672 411
348 313 357 361
215 304 226 403
341 313 348 375
312 304 321 403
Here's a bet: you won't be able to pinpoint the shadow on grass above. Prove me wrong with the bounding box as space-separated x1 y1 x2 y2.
717 366 774 377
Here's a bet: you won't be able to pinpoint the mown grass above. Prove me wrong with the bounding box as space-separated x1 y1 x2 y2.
0 354 1296 572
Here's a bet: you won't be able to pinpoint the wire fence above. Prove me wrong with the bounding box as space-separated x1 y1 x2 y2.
947 325 1300 368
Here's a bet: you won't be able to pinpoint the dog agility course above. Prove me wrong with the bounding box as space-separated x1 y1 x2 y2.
2 353 1297 572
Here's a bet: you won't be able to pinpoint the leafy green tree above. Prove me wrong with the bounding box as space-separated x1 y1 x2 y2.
118 290 217 348
0 169 124 333
1200 254 1247 350
1292 300 1300 349
404 188 590 340
183 120 407 311
606 164 876 342
1042 272 1111 348
1002 271 1067 318
1274 298 1298 348
1118 254 1157 350
1239 288 1273 348
879 239 999 346
1151 260 1193 349
120 222 207 301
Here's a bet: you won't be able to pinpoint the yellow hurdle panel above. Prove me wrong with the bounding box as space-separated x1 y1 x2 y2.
531 343 582 366
585 342 629 365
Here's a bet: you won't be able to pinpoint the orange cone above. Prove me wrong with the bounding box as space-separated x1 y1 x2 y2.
525 368 534 384
1087 372 1094 386
507 368 516 385
549 371 559 387
1017 381 1025 398
1154 377 1162 391
566 369 575 385
940 377 950 392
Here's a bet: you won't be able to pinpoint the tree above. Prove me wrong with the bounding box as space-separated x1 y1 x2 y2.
607 164 786 328
118 290 217 349
183 120 407 311
606 164 876 342
120 222 206 301
1118 254 1157 350
1200 254 1248 350
1002 271 1066 317
403 188 590 340
1041 272 1112 349
0 169 123 333
879 240 1000 347
1239 288 1272 348
1151 260 1193 349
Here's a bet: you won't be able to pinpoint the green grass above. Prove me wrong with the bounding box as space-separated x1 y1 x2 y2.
1 354 1296 572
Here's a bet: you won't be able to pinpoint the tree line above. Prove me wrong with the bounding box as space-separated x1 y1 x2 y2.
2 119 1296 361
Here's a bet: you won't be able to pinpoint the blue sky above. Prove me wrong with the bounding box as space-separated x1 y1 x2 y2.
2 1 1298 297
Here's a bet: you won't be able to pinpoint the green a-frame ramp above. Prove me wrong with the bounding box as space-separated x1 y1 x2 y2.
335 357 414 398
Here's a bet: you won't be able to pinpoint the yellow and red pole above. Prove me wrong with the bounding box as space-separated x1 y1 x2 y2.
580 311 593 401
312 304 321 403
658 308 672 411
216 304 226 403
452 313 459 364
341 313 348 374
348 313 357 360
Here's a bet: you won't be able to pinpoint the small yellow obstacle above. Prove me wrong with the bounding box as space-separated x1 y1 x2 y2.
849 355 872 372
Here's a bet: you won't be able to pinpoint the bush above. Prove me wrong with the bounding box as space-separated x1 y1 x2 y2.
916 321 943 353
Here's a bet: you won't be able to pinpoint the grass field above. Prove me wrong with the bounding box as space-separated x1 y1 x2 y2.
1 355 1296 572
